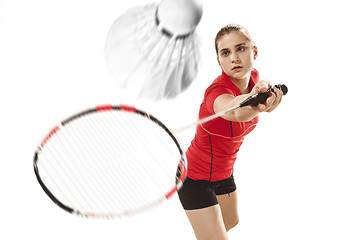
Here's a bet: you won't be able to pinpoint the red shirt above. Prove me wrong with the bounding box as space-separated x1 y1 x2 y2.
186 69 259 181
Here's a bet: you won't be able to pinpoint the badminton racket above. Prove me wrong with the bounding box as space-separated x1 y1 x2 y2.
33 84 287 219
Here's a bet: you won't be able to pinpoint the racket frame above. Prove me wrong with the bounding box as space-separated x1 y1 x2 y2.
33 104 187 218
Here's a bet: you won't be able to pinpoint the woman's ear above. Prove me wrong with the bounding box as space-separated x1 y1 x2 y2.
253 45 258 60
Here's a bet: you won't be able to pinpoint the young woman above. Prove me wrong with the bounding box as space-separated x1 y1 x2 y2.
177 24 283 240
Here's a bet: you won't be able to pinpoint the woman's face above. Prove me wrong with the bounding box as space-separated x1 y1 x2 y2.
216 30 257 82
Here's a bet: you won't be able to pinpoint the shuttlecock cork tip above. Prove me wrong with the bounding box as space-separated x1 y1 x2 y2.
157 0 203 37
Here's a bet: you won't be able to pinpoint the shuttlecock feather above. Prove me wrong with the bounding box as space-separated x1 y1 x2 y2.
105 0 203 101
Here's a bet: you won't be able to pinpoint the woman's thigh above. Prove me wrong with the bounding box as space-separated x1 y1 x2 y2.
185 204 228 240
216 190 239 231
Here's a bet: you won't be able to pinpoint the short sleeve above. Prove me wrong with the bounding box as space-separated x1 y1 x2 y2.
205 85 234 114
250 68 259 87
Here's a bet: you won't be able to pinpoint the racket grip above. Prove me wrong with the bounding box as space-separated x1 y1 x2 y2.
239 84 288 107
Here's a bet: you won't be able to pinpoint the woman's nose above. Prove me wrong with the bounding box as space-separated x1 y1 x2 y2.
231 52 241 63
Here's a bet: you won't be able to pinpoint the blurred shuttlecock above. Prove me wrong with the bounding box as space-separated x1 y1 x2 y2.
105 0 203 101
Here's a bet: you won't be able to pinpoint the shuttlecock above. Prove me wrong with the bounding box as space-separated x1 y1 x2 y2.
104 0 203 101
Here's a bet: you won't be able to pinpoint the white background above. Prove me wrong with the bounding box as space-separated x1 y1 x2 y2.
1 0 359 239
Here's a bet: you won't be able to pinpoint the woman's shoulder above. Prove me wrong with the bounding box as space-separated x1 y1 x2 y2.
204 73 232 95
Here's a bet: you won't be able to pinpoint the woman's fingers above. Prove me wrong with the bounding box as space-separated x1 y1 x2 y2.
266 86 283 112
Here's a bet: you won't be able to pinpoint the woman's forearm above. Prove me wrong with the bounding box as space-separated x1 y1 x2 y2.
214 93 260 122
224 93 260 122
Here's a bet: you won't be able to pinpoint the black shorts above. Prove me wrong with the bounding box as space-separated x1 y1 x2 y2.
177 175 237 210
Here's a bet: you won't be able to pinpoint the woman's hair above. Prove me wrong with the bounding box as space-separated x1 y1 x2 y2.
215 24 256 55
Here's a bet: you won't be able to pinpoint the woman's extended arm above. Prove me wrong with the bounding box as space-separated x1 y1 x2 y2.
213 80 283 122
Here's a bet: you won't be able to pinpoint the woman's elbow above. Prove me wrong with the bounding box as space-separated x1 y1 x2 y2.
233 108 258 122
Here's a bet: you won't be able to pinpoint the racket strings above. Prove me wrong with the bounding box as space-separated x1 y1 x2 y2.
70 113 162 212
42 119 151 215
95 112 170 208
37 110 182 217
43 124 121 214
65 125 132 213
40 139 104 213
91 112 170 213
105 112 177 184
61 115 125 213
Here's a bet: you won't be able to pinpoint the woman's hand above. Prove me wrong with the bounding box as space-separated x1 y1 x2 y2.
250 81 283 112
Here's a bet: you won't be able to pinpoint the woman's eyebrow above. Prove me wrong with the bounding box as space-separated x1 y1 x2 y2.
235 43 247 48
219 43 247 52
219 47 229 53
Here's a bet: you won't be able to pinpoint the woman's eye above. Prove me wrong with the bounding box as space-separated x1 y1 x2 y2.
221 51 229 56
237 47 245 52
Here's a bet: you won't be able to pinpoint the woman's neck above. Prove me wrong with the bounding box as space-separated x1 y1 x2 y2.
230 75 250 94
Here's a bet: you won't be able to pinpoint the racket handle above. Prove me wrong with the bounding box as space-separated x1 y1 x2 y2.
239 84 288 107
275 84 288 95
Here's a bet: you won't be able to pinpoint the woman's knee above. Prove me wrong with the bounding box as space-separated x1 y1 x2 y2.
225 217 239 231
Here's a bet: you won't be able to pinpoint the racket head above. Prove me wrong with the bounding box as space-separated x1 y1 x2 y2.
33 104 187 218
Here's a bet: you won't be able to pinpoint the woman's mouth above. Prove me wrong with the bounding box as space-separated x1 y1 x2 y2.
232 66 243 70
